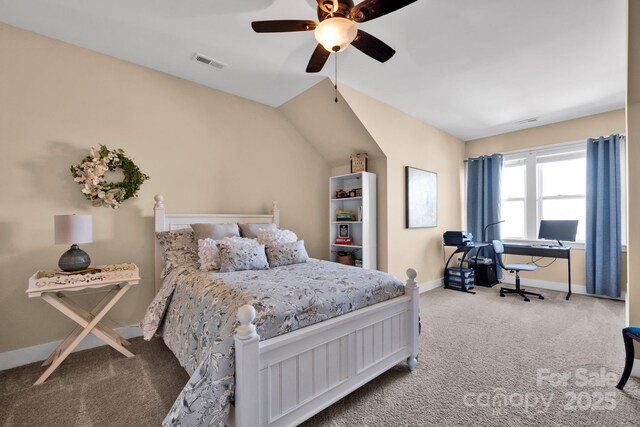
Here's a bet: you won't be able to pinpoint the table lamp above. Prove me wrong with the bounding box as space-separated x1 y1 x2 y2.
54 214 93 272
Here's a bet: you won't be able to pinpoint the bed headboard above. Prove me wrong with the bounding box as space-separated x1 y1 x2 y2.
153 194 280 293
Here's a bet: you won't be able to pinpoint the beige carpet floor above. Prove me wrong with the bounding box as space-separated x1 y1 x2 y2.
2 285 640 426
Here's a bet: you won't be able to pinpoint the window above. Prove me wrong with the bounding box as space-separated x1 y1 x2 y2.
501 159 526 239
500 143 587 242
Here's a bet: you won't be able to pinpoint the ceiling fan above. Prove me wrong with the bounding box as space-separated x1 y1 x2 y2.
251 0 418 73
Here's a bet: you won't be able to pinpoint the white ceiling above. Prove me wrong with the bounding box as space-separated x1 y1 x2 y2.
0 0 626 141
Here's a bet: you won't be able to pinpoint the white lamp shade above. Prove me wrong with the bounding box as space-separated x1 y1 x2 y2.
54 215 93 245
314 17 357 53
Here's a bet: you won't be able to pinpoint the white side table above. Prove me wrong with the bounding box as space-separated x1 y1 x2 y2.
27 263 140 385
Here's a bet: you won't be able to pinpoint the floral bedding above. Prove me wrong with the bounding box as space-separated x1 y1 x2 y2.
141 258 405 427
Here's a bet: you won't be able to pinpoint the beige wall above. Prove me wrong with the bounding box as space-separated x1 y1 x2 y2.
627 0 640 327
0 24 330 353
278 79 385 166
278 79 388 269
339 85 466 284
465 110 627 290
466 109 626 157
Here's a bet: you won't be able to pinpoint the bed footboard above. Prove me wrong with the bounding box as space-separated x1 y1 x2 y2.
234 269 420 427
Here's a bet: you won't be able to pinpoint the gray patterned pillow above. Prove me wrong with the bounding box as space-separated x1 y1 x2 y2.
217 239 269 272
155 229 198 277
239 222 278 239
191 223 240 241
266 240 309 268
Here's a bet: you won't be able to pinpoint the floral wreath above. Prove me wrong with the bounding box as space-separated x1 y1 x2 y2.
71 145 149 209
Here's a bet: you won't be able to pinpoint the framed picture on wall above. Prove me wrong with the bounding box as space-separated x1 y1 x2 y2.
405 166 438 228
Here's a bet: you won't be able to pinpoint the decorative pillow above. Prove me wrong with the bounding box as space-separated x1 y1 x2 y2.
256 229 298 246
217 239 269 272
155 229 198 278
191 223 240 241
239 222 277 239
198 238 221 271
266 240 309 268
198 236 256 271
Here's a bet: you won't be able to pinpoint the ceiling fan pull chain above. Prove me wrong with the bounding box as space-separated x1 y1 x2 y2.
334 51 338 103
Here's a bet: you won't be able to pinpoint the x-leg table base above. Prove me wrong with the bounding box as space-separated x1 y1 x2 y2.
35 283 134 385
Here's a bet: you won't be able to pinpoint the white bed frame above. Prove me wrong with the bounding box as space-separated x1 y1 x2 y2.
153 195 420 427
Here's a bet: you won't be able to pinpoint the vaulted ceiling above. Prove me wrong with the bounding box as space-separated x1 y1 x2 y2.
0 0 626 140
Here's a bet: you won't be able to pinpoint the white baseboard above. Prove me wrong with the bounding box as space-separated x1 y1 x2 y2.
0 324 143 371
419 277 444 293
632 358 640 378
501 275 626 301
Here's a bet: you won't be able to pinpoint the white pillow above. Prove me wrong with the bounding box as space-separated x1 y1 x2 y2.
198 238 221 271
256 229 298 246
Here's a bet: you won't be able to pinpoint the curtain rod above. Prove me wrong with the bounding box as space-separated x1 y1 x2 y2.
464 134 626 161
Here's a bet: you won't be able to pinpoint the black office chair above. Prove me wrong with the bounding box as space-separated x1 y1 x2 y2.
616 327 640 389
492 240 544 302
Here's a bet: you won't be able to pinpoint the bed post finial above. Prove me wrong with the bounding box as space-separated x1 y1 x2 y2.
406 268 417 284
405 268 419 371
272 201 280 227
236 305 258 340
154 194 164 209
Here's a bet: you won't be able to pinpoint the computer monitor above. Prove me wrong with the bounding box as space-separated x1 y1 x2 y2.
538 220 579 246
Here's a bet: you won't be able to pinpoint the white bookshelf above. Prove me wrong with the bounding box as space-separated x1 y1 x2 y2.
329 172 376 269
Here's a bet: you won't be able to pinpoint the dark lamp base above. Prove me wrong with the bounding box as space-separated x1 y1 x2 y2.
58 244 91 272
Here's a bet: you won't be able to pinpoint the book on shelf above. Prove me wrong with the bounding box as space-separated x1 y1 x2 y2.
335 210 354 221
335 237 353 245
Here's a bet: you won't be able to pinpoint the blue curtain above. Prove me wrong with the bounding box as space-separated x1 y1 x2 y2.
466 154 503 243
586 135 622 298
467 154 503 278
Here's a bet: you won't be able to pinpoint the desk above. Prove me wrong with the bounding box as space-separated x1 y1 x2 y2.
502 244 572 300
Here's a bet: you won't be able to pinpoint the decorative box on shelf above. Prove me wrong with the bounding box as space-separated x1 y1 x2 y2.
350 153 368 173
27 263 140 297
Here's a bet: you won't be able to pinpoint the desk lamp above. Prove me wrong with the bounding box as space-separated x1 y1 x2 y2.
55 214 92 272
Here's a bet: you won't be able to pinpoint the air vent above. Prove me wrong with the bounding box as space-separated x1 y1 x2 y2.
515 117 538 125
193 53 226 70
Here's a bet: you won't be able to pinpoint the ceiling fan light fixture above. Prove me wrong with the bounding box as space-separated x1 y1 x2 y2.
314 17 357 53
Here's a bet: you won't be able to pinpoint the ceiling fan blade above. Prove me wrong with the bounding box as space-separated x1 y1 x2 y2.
350 29 395 63
251 20 317 33
306 44 331 73
316 0 338 13
351 0 417 23
316 0 329 11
